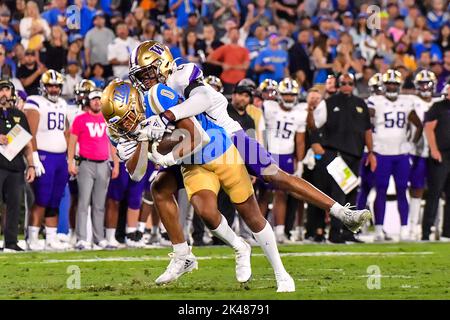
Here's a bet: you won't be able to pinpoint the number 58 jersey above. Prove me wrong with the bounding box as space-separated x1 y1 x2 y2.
263 100 306 155
23 95 68 153
368 94 413 155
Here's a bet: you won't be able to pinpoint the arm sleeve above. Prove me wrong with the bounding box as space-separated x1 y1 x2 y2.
313 100 327 128
169 86 214 121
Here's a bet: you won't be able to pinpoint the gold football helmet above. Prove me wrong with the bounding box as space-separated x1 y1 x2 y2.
368 73 383 95
40 69 64 102
258 79 278 100
101 79 146 139
204 75 223 93
414 70 437 98
129 40 174 92
277 78 300 109
75 79 96 106
382 69 402 100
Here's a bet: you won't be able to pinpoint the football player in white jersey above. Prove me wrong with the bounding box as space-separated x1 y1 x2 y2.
129 40 372 240
24 70 70 251
369 69 423 241
356 73 383 212
258 79 278 101
408 70 440 240
263 78 307 243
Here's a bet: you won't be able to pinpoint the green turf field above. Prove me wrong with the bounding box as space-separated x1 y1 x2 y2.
0 242 449 300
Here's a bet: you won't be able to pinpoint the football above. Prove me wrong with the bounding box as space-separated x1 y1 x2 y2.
149 130 183 155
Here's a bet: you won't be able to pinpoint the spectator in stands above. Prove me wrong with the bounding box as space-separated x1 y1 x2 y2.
11 0 26 34
41 25 67 72
181 31 202 65
437 23 450 52
198 23 223 77
140 21 162 42
185 12 203 36
84 10 115 78
289 28 312 88
17 49 46 95
414 29 443 62
248 0 275 33
245 25 267 82
62 61 82 102
208 26 250 96
68 89 119 250
272 0 301 27
426 0 449 33
311 33 333 84
42 0 67 28
355 65 375 100
149 0 169 33
169 0 196 28
161 27 182 60
211 0 241 38
19 0 50 51
80 0 98 37
437 49 450 92
254 32 288 83
89 63 106 89
107 22 139 80
278 19 295 51
0 8 20 53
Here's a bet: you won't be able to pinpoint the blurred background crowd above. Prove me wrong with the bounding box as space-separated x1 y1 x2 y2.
0 0 449 251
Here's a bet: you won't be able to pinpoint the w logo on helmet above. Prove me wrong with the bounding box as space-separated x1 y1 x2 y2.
149 44 165 56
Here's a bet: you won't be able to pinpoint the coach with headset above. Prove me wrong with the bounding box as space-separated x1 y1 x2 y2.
0 79 35 251
307 73 376 243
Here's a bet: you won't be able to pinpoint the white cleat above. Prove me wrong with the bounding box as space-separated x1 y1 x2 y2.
93 240 109 250
235 238 252 283
45 239 70 251
155 250 198 285
26 239 44 251
340 204 373 233
399 226 410 241
276 273 296 292
107 238 124 249
74 240 91 251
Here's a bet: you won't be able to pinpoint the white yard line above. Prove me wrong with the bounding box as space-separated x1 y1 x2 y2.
18 251 434 264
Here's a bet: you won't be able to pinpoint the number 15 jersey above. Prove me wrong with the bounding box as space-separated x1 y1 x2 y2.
24 95 68 153
263 100 306 155
368 94 413 156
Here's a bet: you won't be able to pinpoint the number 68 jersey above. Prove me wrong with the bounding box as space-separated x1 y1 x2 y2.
263 100 306 155
23 95 68 153
368 94 414 156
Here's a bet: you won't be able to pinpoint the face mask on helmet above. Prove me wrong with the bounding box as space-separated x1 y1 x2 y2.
42 84 62 103
416 81 434 98
278 93 298 109
129 64 159 92
384 82 400 100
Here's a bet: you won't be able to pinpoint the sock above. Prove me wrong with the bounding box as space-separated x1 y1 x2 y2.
105 228 116 242
252 221 287 278
375 225 383 236
69 228 74 237
275 225 284 236
329 202 345 220
409 198 421 229
151 226 159 235
137 222 146 233
126 227 137 234
28 226 40 241
173 241 189 256
45 227 57 242
210 214 245 250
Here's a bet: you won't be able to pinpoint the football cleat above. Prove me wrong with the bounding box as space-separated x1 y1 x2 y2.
340 204 373 233
155 250 198 285
74 240 92 250
276 273 296 292
26 239 44 251
45 239 71 251
235 238 252 283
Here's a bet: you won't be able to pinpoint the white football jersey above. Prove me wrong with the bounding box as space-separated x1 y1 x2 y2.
166 62 242 134
24 95 68 153
409 95 441 158
368 94 414 155
263 100 306 155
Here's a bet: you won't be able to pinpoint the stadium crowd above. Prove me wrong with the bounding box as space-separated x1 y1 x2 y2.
0 0 449 252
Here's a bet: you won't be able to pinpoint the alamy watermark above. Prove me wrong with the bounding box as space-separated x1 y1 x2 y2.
66 265 81 289
366 265 381 290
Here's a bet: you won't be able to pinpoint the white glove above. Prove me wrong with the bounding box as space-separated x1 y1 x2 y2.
32 151 45 177
303 148 316 170
148 141 178 167
139 114 172 141
294 161 304 178
116 139 138 161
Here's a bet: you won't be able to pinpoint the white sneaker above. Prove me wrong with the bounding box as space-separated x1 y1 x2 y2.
107 238 124 249
276 273 296 292
235 238 252 283
276 232 290 244
147 233 161 245
75 240 91 250
57 233 70 243
45 239 70 251
94 240 109 250
400 226 410 241
340 204 373 233
155 250 198 285
27 239 44 251
125 236 146 248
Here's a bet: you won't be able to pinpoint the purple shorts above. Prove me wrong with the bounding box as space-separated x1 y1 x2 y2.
231 129 276 180
107 161 155 209
32 150 69 208
272 153 295 174
409 155 427 189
